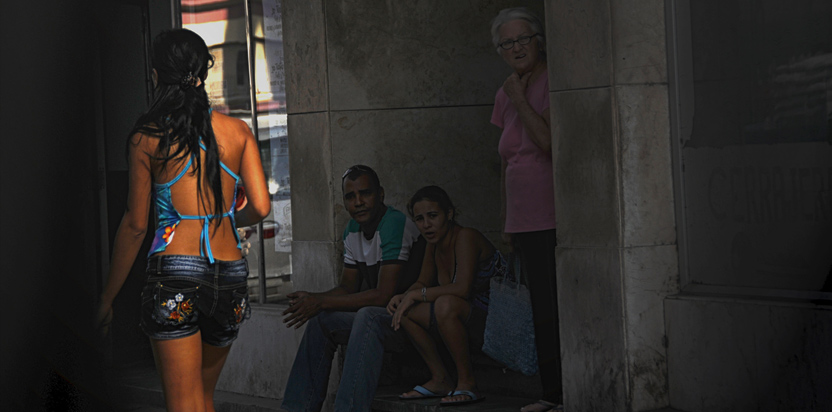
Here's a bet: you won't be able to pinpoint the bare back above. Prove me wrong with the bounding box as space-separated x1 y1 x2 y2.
148 111 261 261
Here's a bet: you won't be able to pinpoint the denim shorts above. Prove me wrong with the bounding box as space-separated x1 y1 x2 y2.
140 255 251 347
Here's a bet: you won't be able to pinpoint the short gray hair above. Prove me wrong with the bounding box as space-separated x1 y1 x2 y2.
490 7 545 53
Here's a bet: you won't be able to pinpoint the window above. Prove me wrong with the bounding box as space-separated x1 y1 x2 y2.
181 0 292 303
237 50 248 86
667 0 832 299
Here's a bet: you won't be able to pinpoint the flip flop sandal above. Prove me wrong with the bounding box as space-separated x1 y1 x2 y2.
439 390 485 406
521 400 563 412
399 385 447 400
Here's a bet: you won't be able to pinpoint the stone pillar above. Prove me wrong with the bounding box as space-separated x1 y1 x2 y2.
545 0 679 410
284 0 341 294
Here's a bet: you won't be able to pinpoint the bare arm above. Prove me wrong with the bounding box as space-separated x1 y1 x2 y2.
97 134 153 325
387 243 436 314
235 121 270 227
503 72 552 153
324 263 402 309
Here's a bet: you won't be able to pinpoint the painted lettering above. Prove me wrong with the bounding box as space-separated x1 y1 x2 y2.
707 166 832 223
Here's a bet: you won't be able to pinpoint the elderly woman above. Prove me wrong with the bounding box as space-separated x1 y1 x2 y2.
490 7 562 412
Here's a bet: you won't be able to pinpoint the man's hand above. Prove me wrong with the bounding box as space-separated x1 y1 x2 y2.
386 293 404 315
282 291 322 329
286 290 310 302
390 291 418 331
503 71 531 107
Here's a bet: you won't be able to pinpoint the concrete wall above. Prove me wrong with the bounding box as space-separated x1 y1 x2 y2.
546 0 679 411
666 297 832 412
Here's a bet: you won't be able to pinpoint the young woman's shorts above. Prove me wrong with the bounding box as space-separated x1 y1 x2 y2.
140 255 251 347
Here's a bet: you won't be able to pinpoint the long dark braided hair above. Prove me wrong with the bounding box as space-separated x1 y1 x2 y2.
129 29 225 228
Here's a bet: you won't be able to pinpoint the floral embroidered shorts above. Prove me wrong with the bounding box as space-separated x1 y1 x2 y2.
140 255 251 347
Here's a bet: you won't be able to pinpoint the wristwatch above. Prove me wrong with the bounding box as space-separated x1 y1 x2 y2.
421 286 427 302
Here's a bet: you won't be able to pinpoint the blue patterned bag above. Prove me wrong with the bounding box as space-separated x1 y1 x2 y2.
481 253 539 376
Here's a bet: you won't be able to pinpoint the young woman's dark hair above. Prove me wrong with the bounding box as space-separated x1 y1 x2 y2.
129 28 224 226
407 185 457 222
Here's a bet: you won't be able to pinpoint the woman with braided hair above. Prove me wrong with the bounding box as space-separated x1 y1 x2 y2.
96 29 270 411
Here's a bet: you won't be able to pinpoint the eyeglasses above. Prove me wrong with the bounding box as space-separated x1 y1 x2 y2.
498 34 538 50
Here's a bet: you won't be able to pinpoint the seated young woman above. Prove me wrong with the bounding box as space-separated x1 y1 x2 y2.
387 185 506 406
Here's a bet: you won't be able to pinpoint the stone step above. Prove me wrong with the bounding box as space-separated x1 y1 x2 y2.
380 340 543 400
372 386 537 412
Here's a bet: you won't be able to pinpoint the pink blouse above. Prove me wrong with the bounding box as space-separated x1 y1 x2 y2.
491 73 556 233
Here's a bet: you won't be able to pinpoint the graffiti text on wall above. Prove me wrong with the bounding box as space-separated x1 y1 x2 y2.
708 166 832 223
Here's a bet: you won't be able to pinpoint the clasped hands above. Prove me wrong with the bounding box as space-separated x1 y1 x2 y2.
282 291 323 329
386 290 421 331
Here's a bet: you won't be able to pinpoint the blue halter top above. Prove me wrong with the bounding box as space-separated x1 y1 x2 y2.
148 140 242 263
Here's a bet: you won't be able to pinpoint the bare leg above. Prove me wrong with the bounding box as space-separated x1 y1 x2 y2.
399 303 453 398
433 295 478 403
151 333 206 412
201 342 232 412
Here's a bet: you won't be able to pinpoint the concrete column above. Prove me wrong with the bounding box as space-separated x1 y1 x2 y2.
284 0 340 291
545 0 679 410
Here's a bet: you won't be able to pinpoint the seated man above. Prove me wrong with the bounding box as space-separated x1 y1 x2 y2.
281 165 423 412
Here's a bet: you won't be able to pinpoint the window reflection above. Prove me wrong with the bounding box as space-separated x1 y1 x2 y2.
181 0 292 303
